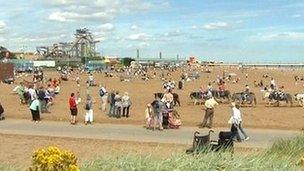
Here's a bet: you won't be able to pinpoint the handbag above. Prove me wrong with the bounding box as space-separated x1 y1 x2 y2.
85 102 90 110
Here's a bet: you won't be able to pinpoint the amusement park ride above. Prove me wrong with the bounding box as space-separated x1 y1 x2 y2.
36 28 100 59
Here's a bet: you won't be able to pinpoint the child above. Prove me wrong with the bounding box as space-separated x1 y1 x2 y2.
145 104 153 129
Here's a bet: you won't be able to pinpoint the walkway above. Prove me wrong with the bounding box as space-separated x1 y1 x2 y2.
0 119 301 149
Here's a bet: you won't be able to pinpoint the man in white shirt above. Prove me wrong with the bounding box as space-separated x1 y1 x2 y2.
230 103 249 141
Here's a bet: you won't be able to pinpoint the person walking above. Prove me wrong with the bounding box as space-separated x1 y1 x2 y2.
69 93 78 125
107 90 116 117
84 95 94 125
122 92 132 117
99 86 108 112
37 86 48 113
151 96 163 130
199 95 218 128
30 97 41 123
114 91 122 118
229 102 249 141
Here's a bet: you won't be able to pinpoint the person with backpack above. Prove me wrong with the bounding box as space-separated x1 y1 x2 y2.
99 86 108 112
84 95 94 125
0 102 5 120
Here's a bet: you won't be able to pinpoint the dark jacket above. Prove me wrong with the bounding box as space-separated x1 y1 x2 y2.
0 104 4 115
108 93 116 105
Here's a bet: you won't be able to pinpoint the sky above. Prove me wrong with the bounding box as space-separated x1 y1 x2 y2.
0 0 304 62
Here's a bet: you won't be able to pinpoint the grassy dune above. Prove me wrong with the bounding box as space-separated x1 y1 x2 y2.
1 135 303 171
82 135 304 171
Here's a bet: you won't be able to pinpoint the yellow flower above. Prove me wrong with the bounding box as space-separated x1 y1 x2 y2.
30 146 78 171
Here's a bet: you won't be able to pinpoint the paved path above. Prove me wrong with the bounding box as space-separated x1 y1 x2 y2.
0 119 301 149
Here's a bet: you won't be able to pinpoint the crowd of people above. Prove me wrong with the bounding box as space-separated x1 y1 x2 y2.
11 75 61 123
3 63 304 144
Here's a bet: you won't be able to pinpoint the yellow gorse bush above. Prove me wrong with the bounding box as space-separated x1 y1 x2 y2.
30 146 79 171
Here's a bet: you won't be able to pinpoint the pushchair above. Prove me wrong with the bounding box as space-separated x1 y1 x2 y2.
186 130 234 154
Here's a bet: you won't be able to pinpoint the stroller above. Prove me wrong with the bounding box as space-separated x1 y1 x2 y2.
186 130 234 154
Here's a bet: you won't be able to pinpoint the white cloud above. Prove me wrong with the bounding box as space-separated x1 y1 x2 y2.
46 0 169 23
292 14 302 18
46 0 74 6
93 23 115 42
139 42 149 48
99 23 115 32
48 12 67 22
191 25 198 29
202 22 229 30
126 42 150 49
251 32 304 41
48 11 114 22
164 29 182 37
130 24 138 30
0 21 7 33
127 33 150 41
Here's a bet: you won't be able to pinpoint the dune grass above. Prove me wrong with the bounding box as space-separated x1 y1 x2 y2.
0 166 20 171
1 135 303 170
81 135 304 171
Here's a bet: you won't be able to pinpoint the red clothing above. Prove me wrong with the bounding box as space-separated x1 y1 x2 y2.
69 97 77 109
219 84 225 91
